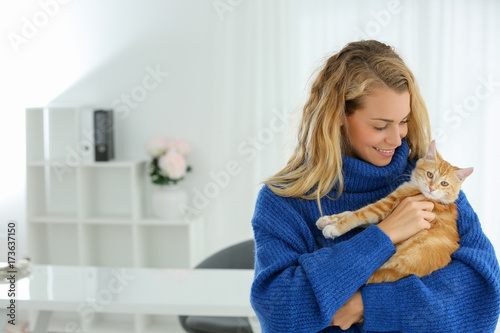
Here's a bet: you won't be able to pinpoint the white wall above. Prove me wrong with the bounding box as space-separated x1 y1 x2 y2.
1 0 499 261
1 0 288 258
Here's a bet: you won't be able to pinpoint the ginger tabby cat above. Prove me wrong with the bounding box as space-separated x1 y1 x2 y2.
316 140 473 284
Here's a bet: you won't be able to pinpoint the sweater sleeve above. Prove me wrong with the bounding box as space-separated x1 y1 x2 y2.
361 190 500 332
250 186 396 332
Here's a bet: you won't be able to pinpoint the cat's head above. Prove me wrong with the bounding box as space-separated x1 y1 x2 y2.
411 140 473 204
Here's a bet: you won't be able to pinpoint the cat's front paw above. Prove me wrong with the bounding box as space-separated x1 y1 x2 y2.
322 224 341 239
317 211 353 239
316 212 351 229
316 216 338 230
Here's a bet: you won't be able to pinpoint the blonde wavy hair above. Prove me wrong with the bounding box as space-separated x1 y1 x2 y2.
265 40 431 213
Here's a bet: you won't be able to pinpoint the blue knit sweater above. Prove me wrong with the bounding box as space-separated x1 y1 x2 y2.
250 139 500 332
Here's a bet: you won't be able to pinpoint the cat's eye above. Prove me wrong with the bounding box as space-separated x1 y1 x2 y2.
441 181 449 187
427 171 433 178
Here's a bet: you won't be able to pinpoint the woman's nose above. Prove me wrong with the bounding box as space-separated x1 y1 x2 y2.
386 125 403 145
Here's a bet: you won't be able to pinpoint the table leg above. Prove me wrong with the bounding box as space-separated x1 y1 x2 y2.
0 308 7 332
33 310 52 333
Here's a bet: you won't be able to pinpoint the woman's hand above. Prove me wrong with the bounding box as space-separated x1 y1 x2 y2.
330 290 364 330
378 194 435 244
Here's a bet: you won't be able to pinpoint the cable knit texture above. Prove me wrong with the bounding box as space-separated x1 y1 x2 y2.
250 139 500 332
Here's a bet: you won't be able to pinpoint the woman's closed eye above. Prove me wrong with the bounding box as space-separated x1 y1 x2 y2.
374 119 409 131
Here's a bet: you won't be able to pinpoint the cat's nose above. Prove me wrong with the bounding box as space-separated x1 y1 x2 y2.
429 187 435 192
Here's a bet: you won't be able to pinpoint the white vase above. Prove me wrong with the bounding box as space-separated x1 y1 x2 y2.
152 184 188 219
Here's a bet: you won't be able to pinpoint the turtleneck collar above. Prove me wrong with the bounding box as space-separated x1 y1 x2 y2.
340 139 410 193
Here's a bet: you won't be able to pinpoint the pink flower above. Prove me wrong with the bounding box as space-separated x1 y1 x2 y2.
170 139 191 157
146 138 170 158
158 151 187 180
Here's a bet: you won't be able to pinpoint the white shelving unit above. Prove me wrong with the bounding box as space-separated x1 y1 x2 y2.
26 106 204 332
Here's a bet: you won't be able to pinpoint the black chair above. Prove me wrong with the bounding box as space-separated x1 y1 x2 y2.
179 239 255 333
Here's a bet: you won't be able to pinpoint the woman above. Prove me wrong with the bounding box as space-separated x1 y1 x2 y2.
250 40 500 332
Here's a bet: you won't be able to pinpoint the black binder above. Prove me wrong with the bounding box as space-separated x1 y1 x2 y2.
93 109 114 161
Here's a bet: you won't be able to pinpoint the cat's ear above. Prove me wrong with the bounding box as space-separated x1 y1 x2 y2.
455 167 474 182
425 140 437 161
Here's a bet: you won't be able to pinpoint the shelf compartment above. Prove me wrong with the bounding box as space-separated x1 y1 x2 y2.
79 166 133 219
36 311 82 333
46 107 79 162
77 107 96 165
26 107 45 162
26 165 47 218
28 223 80 265
84 313 135 333
82 224 134 267
28 223 49 264
27 165 78 219
138 314 186 333
48 164 78 216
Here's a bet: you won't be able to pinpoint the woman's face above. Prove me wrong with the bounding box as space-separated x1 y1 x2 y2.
344 87 410 167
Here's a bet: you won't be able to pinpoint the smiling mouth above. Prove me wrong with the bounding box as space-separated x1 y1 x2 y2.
374 147 395 154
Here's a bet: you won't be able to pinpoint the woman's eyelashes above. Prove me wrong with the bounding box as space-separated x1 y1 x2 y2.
373 119 409 131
